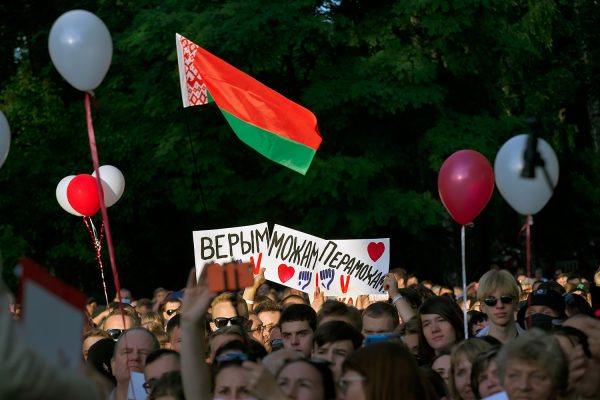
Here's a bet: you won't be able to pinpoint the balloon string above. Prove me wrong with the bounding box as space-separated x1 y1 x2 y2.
461 225 468 339
526 215 533 329
518 215 534 328
83 217 109 307
84 92 127 328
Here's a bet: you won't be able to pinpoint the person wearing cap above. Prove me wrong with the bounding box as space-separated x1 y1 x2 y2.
476 269 523 343
517 283 566 331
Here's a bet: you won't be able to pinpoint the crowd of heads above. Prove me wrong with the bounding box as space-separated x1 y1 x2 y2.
70 264 600 400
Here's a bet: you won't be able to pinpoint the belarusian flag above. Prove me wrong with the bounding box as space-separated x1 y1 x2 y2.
176 34 322 175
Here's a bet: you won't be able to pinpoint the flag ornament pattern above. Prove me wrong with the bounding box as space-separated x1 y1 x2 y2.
176 33 322 175
177 36 210 107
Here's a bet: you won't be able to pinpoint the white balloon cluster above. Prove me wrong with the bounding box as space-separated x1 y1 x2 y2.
56 165 125 216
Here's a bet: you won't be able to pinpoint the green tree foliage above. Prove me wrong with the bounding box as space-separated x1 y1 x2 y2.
0 0 599 297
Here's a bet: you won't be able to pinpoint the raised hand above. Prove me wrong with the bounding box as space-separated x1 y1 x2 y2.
311 285 325 313
382 272 399 298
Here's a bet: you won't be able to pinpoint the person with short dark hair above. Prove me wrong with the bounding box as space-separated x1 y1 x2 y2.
399 318 420 356
317 300 362 332
361 302 399 336
279 304 317 357
312 321 363 380
148 371 185 400
143 349 181 395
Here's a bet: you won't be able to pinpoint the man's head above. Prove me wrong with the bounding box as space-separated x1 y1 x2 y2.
136 298 153 316
518 285 565 331
390 267 408 289
166 314 181 352
279 304 317 357
255 300 282 347
111 328 160 385
143 349 181 393
209 292 249 332
312 320 362 380
477 270 520 328
102 310 140 340
207 325 247 363
398 317 420 356
361 301 399 335
317 300 362 332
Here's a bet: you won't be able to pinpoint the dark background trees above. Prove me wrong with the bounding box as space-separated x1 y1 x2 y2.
1 0 599 300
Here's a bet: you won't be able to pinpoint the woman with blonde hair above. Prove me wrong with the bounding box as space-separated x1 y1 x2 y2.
448 338 492 400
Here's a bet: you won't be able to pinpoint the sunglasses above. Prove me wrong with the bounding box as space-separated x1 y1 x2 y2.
483 295 514 307
165 309 179 316
213 316 246 329
106 328 124 340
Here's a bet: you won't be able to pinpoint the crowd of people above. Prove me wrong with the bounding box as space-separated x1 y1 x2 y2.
4 261 600 400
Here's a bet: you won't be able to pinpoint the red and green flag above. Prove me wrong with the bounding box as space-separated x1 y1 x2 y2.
176 34 322 175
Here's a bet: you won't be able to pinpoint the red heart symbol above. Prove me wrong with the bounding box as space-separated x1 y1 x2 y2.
367 242 385 262
278 264 295 283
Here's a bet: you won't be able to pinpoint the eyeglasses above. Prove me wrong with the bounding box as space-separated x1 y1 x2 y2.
143 378 157 394
106 328 124 340
213 316 246 329
261 324 276 333
338 376 366 393
248 326 262 333
483 295 514 307
165 308 179 316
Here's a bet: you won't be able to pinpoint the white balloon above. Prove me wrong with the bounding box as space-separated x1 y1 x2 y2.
92 165 125 207
48 10 112 91
494 134 559 215
56 175 83 216
0 111 10 169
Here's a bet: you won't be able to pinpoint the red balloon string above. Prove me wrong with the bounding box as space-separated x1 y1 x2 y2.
85 92 129 342
83 217 109 307
519 215 534 328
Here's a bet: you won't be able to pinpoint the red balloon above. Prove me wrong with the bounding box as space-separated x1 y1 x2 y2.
66 174 100 217
438 150 494 225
